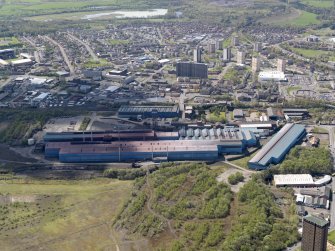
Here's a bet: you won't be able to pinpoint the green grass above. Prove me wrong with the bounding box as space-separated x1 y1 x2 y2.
83 58 110 68
278 10 320 27
230 151 258 169
301 0 334 8
0 178 133 250
79 117 90 131
287 86 302 95
291 47 330 58
108 39 130 45
311 126 328 134
328 230 335 245
207 111 226 123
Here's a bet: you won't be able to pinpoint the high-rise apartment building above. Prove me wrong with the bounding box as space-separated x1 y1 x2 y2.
277 58 286 72
252 57 260 73
237 51 246 65
302 215 329 251
223 48 231 62
193 46 202 63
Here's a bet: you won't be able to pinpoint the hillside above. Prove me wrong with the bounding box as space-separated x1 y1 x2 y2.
114 163 299 251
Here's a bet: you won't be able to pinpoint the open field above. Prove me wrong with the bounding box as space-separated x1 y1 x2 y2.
0 0 170 17
0 178 132 251
301 0 334 8
278 10 320 26
291 47 333 58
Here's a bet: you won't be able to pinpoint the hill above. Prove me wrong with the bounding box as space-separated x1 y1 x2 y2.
114 162 299 251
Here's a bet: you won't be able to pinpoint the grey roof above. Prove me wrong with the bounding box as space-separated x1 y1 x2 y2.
249 123 305 167
304 215 329 227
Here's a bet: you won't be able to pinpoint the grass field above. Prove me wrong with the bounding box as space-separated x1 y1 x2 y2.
207 111 226 123
0 178 132 251
230 151 258 169
277 10 320 27
301 0 334 8
83 58 111 68
329 230 335 245
287 86 302 95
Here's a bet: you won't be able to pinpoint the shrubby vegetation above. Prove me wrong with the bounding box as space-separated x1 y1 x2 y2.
0 108 85 145
278 146 332 175
114 163 233 248
228 172 244 185
103 166 158 180
222 179 299 250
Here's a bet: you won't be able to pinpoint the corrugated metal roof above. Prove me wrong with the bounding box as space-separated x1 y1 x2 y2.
249 123 305 167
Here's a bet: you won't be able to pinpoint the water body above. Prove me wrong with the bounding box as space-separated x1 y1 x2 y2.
82 9 168 20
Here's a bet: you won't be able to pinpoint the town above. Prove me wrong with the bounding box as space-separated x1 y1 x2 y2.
0 0 335 250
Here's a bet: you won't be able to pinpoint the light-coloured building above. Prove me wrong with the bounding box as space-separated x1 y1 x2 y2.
259 71 287 81
236 51 246 65
223 47 231 62
252 57 260 73
274 174 314 187
277 58 286 72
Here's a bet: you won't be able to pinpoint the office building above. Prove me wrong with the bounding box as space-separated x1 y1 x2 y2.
223 48 231 62
208 43 216 53
302 215 329 251
193 46 202 63
277 58 286 72
232 36 239 46
236 51 246 65
216 40 223 50
254 42 262 52
176 62 208 79
252 57 260 73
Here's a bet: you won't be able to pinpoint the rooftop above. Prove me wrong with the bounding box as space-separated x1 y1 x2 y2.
274 174 314 186
304 215 329 228
249 123 305 167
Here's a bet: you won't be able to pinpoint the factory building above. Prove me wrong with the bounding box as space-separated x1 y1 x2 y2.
44 128 258 163
0 49 15 59
248 123 306 170
44 130 179 142
118 106 180 119
283 108 309 120
176 62 208 79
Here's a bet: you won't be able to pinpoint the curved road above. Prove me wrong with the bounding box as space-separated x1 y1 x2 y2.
67 33 98 61
44 35 75 75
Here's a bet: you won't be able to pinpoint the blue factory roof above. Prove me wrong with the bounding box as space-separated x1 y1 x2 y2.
248 123 305 167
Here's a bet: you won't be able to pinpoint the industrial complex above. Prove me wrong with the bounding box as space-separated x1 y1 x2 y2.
44 128 257 163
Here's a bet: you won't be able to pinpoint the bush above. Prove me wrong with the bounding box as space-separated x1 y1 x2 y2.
228 172 244 185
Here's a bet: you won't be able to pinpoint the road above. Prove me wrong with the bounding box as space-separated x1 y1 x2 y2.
22 36 41 63
320 125 335 230
67 33 98 61
44 35 75 75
